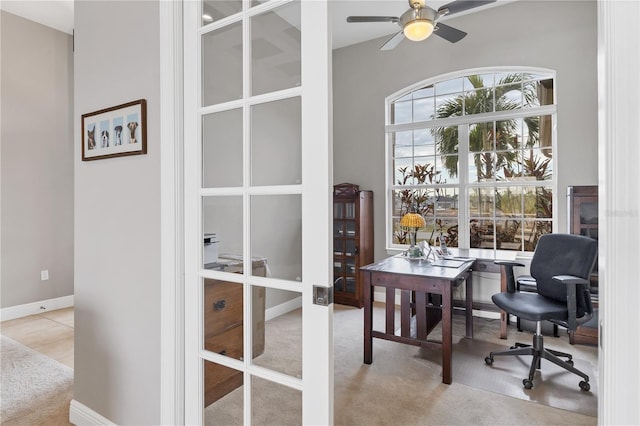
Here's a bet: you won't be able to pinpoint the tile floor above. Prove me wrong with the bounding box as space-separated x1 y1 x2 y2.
0 307 74 368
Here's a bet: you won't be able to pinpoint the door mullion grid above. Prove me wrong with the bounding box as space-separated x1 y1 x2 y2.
242 2 253 423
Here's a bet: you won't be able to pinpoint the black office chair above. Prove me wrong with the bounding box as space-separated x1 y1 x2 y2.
484 233 598 391
494 262 559 337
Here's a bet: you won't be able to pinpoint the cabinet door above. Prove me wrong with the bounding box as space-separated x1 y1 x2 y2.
333 195 362 306
576 196 598 239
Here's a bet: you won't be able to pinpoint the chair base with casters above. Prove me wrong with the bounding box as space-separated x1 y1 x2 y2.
484 321 591 391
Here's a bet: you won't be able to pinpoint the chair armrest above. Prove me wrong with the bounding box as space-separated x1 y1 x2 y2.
494 260 525 268
553 275 592 331
553 275 590 286
494 261 525 293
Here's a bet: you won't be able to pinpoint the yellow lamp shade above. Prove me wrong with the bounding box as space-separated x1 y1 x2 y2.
400 212 426 228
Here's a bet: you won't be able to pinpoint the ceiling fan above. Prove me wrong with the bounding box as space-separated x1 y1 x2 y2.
346 0 497 50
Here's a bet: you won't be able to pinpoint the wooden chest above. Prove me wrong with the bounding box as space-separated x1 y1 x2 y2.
203 259 266 407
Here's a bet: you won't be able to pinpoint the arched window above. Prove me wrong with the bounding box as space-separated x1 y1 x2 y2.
386 68 556 253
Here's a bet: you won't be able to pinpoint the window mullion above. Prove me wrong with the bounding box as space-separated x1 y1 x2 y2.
458 124 470 249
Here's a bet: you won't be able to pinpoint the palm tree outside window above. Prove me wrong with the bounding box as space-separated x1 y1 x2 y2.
387 69 555 253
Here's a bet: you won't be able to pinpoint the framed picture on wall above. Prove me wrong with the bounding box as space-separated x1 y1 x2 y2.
81 99 147 161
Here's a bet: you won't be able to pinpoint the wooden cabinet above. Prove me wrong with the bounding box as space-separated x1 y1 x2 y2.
203 257 266 406
567 185 598 345
568 186 598 293
333 183 373 308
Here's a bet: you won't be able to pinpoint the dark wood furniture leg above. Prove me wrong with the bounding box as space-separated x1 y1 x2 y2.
465 272 474 339
499 268 508 339
441 279 453 384
400 289 411 337
364 271 373 364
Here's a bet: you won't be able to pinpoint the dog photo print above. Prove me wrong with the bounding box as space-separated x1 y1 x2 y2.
82 99 147 161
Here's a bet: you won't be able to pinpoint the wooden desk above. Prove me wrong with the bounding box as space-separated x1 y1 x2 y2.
361 255 475 384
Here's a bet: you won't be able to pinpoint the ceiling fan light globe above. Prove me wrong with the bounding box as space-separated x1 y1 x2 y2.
404 20 434 41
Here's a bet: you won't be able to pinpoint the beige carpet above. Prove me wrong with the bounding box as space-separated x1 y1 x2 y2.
0 335 73 425
205 303 598 425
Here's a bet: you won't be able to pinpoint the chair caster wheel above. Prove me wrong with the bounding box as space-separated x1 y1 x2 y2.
566 360 574 367
523 379 533 389
510 346 517 349
579 381 590 391
484 356 493 365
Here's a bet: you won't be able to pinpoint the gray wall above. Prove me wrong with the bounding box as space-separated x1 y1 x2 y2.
73 2 161 424
333 0 598 261
0 11 74 308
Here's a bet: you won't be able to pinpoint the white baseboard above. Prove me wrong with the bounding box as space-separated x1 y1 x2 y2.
0 295 74 322
265 296 302 321
69 399 115 425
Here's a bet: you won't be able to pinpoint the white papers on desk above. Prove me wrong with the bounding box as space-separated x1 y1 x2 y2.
431 259 468 268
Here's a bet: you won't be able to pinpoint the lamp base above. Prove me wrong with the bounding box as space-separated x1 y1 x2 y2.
407 245 424 258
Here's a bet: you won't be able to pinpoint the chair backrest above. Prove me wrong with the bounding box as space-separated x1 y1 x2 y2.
530 233 598 316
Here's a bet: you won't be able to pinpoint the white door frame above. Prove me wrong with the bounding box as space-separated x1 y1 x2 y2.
159 1 184 425
597 1 640 424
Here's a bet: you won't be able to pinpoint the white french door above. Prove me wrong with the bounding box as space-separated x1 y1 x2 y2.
183 1 333 424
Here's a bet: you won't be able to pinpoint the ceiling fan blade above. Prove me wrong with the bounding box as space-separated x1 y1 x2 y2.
437 0 497 16
347 16 400 23
433 22 467 43
380 31 405 51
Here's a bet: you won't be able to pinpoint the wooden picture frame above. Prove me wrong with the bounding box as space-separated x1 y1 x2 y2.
81 99 147 161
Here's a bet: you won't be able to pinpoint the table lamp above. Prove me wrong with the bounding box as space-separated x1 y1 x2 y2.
400 210 426 257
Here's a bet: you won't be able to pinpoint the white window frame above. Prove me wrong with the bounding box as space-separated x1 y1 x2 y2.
384 67 557 257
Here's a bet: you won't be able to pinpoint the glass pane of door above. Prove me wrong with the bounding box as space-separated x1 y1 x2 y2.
250 194 302 281
202 0 242 25
202 22 242 106
251 97 302 186
203 360 243 425
203 108 243 188
250 1 301 96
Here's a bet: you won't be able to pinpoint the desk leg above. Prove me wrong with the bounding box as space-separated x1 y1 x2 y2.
416 291 427 341
499 267 508 339
400 290 411 338
364 272 373 364
465 273 473 339
442 281 453 384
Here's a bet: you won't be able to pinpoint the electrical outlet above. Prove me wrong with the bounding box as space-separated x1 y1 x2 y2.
41 270 49 281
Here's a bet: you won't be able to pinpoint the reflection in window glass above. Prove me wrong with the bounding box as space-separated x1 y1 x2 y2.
251 376 301 424
202 0 242 26
202 196 243 267
203 109 242 188
251 1 301 96
202 23 242 106
251 97 301 186
251 194 302 281
203 360 243 424
252 287 301 377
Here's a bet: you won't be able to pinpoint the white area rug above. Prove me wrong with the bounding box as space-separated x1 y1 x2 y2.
1 335 73 425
